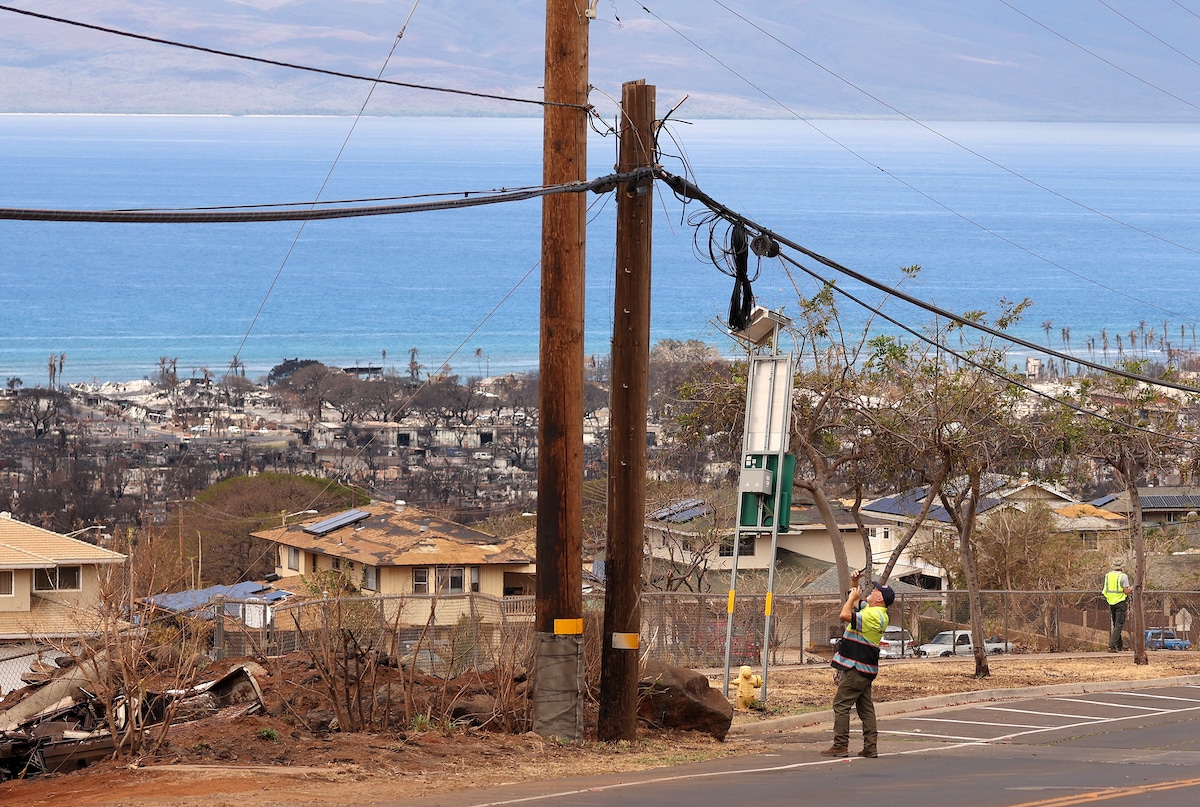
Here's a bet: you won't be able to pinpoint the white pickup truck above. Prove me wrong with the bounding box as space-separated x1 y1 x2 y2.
915 630 1013 657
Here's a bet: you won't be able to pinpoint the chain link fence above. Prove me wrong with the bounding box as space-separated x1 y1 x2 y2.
197 589 1200 671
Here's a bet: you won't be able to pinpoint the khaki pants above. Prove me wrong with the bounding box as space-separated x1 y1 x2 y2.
831 668 878 752
1109 600 1128 651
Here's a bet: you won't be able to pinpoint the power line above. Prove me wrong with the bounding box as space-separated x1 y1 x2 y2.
646 1 1200 329
0 170 652 223
0 4 584 111
1175 1 1200 22
709 0 1200 261
655 166 1200 398
775 250 1200 449
244 189 615 508
1095 0 1200 70
999 0 1200 113
233 1 423 377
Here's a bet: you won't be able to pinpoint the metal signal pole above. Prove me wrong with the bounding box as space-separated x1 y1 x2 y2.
532 0 590 741
598 79 655 742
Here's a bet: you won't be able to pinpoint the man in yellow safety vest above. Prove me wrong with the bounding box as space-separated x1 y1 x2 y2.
1103 558 1132 652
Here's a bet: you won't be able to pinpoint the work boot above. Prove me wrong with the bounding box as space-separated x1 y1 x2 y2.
820 746 849 758
858 748 878 758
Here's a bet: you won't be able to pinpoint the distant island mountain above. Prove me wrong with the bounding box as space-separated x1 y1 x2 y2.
1 0 1198 120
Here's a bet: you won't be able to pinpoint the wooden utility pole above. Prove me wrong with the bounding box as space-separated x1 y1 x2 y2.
598 80 655 742
533 0 589 740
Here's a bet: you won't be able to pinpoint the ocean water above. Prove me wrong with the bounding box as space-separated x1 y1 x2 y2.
1 115 1199 386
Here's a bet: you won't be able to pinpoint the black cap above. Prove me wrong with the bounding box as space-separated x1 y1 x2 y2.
873 581 896 607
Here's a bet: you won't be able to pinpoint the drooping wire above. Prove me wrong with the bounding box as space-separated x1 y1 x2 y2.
774 248 1200 449
0 171 651 222
656 166 1200 397
271 190 616 529
999 0 1200 112
1174 0 1200 22
1095 0 1200 70
0 4 583 111
639 2 1200 330
232 2 426 375
709 0 1200 263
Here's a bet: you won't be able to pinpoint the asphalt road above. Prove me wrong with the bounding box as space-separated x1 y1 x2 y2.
404 682 1200 807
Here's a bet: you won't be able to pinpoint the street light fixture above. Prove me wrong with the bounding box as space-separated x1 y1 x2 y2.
65 524 110 544
280 509 318 526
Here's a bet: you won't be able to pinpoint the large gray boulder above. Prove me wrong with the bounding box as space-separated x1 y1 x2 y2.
637 660 733 741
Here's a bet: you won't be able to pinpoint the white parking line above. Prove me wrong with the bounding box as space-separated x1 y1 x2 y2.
899 717 1048 729
448 689 1200 807
1053 697 1168 711
1110 691 1200 704
981 706 1110 721
939 700 1200 748
881 729 987 741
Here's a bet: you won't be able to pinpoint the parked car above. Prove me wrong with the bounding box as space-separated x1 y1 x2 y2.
915 630 1012 657
1145 628 1191 650
829 625 914 658
878 626 915 659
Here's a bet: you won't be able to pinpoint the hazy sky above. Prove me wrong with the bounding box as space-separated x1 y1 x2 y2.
2 1 1198 119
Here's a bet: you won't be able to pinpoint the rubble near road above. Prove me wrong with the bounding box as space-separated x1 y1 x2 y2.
0 658 266 781
0 646 735 789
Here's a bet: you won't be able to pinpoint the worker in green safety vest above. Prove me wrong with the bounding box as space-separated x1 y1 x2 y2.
1103 558 1132 652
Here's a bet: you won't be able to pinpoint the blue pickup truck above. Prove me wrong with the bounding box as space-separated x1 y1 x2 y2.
1145 629 1191 650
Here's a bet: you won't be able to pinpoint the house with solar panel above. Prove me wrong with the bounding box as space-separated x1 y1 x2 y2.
1095 486 1200 532
0 512 126 694
253 501 536 634
644 493 878 591
862 474 1082 588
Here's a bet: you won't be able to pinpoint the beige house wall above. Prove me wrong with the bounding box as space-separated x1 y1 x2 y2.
776 533 868 568
646 525 867 572
0 570 32 612
379 565 407 596
272 561 517 599
29 565 106 610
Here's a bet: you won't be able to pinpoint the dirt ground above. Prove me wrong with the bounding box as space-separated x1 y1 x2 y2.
4 651 1200 807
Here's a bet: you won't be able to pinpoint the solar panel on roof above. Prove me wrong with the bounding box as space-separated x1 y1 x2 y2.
303 508 370 535
649 498 706 520
669 504 711 523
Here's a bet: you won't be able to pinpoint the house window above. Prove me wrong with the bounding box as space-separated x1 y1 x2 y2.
364 565 378 591
470 566 480 593
287 547 300 570
311 556 319 573
718 535 756 557
332 557 341 571
436 566 466 594
34 566 82 592
0 570 12 596
413 567 429 594
345 561 354 572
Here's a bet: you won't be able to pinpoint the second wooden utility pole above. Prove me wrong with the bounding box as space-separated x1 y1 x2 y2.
532 0 589 741
598 79 655 742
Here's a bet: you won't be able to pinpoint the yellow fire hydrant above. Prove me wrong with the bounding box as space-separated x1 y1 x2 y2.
735 665 763 710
